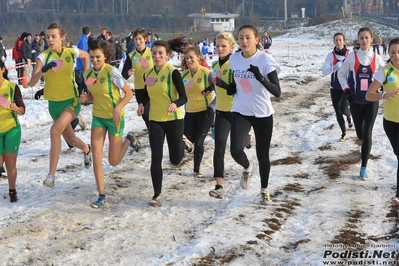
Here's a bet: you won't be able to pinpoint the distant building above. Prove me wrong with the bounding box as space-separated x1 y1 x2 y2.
188 12 239 32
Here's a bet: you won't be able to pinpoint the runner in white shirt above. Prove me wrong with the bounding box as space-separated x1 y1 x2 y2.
321 32 353 142
221 24 281 205
338 27 385 180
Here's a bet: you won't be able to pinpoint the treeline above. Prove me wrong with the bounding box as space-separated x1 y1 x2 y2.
0 0 345 44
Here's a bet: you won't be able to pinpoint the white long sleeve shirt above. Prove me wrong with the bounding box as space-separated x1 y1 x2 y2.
337 49 385 90
321 51 347 76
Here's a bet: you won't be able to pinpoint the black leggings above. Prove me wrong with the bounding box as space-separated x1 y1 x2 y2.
16 58 24 84
383 118 399 197
330 88 350 134
184 110 215 172
230 112 273 188
135 89 150 129
349 101 379 167
149 119 185 194
66 117 80 148
213 111 250 178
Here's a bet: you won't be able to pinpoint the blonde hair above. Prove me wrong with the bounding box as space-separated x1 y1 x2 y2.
216 32 236 46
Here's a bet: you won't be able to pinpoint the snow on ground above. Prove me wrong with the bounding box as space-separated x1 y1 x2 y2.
1 18 398 265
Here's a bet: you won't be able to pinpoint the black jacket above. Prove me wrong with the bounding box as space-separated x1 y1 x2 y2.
22 40 33 60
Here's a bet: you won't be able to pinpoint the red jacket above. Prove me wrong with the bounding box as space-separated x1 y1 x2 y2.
12 37 24 60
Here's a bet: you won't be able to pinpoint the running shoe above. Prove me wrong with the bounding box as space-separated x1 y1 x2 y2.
9 190 18 203
260 189 272 205
90 195 107 209
246 134 253 149
126 131 141 152
209 185 223 199
359 166 368 181
149 194 162 206
241 163 253 190
78 115 87 130
392 197 399 205
63 147 76 154
194 171 203 178
0 166 6 178
339 133 347 142
183 135 193 153
43 173 56 187
84 144 92 169
347 116 353 129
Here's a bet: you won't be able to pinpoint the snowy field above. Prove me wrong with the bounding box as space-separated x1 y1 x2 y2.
1 18 399 265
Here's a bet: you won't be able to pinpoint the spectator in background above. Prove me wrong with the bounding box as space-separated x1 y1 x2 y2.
372 31 380 55
40 31 49 50
22 33 33 82
39 31 48 84
382 39 387 55
97 28 107 41
75 26 91 95
146 30 153 48
31 34 44 63
114 38 123 68
121 38 127 63
261 31 272 53
0 36 6 62
201 41 208 58
12 32 28 85
208 40 214 60
126 31 135 54
105 31 121 67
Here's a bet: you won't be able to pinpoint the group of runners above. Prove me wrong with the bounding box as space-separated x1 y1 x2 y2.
323 27 399 204
3 22 399 208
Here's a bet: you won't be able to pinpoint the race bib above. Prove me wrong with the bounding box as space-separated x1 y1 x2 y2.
240 78 252 93
52 59 64 72
144 77 157 85
360 79 369 91
0 95 10 108
139 58 149 68
85 78 97 85
186 80 194 89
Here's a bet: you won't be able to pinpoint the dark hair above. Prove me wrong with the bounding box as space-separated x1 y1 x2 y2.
387 37 399 63
88 38 115 64
47 22 66 38
133 28 147 39
20 32 28 39
0 60 9 80
358 27 373 38
167 36 186 53
237 24 258 37
82 26 90 35
182 46 202 70
333 32 346 41
236 24 263 50
152 37 186 55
